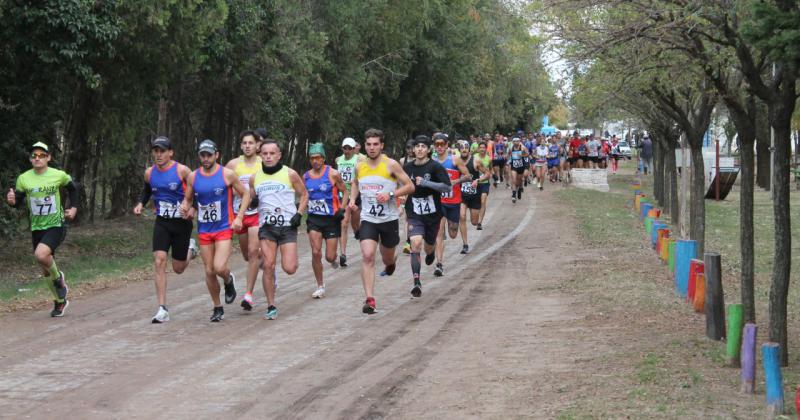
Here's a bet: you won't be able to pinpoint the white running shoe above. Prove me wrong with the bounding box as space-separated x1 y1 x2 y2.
188 238 198 260
152 306 170 323
312 285 326 299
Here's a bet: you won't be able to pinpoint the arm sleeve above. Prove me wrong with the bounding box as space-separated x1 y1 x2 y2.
64 181 79 208
139 182 152 205
418 179 451 194
13 190 26 208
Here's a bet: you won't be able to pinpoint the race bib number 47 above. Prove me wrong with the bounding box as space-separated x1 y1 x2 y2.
158 201 184 218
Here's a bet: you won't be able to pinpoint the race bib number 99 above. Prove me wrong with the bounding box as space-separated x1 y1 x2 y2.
30 195 57 216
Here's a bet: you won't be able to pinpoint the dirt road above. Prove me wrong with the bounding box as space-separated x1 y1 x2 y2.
0 188 592 419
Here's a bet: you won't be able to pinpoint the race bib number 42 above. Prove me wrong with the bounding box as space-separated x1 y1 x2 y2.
30 195 57 216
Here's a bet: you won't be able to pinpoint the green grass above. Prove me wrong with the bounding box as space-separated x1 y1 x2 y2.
0 216 154 303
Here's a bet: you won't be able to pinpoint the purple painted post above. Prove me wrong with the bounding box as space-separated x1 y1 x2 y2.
740 323 757 394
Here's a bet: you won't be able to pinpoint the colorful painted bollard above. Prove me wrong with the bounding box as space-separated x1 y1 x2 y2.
641 203 653 220
726 304 743 367
651 222 666 249
741 323 757 393
693 273 705 313
674 240 697 297
668 241 676 272
762 342 785 416
687 259 704 304
659 231 671 262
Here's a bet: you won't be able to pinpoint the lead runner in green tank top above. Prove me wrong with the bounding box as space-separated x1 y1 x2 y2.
7 142 79 317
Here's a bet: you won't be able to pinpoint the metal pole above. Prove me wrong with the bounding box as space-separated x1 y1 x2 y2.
716 139 721 201
770 63 775 200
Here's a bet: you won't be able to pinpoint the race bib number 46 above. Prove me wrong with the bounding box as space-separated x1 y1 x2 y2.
198 201 222 223
30 195 57 216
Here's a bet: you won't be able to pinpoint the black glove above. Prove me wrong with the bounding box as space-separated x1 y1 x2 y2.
290 213 302 228
333 208 345 222
249 195 259 210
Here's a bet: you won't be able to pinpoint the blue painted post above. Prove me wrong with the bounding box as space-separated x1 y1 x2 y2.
674 240 697 297
641 203 653 220
762 342 784 417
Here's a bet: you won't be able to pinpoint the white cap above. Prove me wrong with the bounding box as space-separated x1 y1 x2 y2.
342 137 357 148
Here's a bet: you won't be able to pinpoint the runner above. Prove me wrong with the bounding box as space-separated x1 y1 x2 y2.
491 133 506 187
586 135 600 169
523 133 535 186
432 134 471 277
250 139 309 320
474 141 492 230
533 138 549 191
457 140 486 254
304 143 348 299
180 140 248 322
398 138 416 254
610 136 621 174
225 130 263 311
403 135 450 297
7 142 78 317
508 137 529 202
547 136 561 183
133 136 198 323
335 137 361 267
349 128 414 314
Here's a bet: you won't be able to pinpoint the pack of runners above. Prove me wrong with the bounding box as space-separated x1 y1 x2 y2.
7 128 626 321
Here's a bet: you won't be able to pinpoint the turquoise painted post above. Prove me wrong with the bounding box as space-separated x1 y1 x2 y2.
762 342 784 417
674 240 697 297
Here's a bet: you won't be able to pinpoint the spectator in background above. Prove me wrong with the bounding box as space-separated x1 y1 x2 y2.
638 134 653 175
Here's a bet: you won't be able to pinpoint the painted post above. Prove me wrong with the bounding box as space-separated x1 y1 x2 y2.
704 252 725 341
726 304 743 367
644 217 654 236
651 222 665 249
762 342 784 417
740 323 757 394
641 202 653 220
675 240 697 297
693 273 705 313
687 259 704 304
659 231 670 262
668 240 676 272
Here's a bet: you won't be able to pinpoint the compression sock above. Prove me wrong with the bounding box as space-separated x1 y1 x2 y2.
46 260 60 282
410 252 421 281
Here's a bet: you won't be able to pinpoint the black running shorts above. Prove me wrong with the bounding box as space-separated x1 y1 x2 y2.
306 214 341 239
358 220 400 248
152 217 193 261
31 226 66 253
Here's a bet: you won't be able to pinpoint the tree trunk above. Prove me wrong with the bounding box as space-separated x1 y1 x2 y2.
666 143 679 224
756 139 771 189
769 120 793 367
689 143 705 256
739 137 756 323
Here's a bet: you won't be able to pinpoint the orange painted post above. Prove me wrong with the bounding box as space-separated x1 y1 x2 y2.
660 230 671 262
693 273 705 313
688 259 704 304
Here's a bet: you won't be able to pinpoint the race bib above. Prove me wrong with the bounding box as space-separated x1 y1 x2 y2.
264 213 287 226
412 196 436 215
441 189 454 199
198 201 222 223
158 201 183 218
340 168 354 182
512 159 524 168
308 199 330 215
461 183 477 195
30 195 57 216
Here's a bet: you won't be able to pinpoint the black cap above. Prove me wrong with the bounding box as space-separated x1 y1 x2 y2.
198 139 218 154
151 136 172 150
254 127 268 140
413 135 431 148
432 133 448 142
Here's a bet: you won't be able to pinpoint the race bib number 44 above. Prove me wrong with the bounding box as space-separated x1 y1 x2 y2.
30 195 57 216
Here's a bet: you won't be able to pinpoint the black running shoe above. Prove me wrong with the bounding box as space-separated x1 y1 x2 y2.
362 297 376 314
339 254 347 267
476 223 483 230
53 272 68 301
224 273 237 304
383 263 396 276
50 300 69 317
524 179 528 186
425 253 435 266
460 244 469 254
433 263 443 277
354 229 360 240
411 281 422 298
517 189 523 200
210 306 224 322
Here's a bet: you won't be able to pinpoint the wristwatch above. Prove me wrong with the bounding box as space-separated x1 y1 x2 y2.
389 192 395 199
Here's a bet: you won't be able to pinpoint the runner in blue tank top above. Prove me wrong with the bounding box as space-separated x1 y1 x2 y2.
181 140 250 322
303 143 349 299
134 136 198 323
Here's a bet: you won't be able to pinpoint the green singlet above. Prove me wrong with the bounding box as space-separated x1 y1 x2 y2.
335 154 359 192
475 154 491 184
15 168 72 231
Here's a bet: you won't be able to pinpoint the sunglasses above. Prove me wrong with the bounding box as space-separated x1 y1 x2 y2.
31 153 48 159
434 141 447 146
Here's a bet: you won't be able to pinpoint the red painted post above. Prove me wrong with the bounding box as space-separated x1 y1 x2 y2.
688 259 704 304
715 139 720 201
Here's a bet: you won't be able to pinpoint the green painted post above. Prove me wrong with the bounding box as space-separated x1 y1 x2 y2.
668 240 676 272
726 304 744 367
